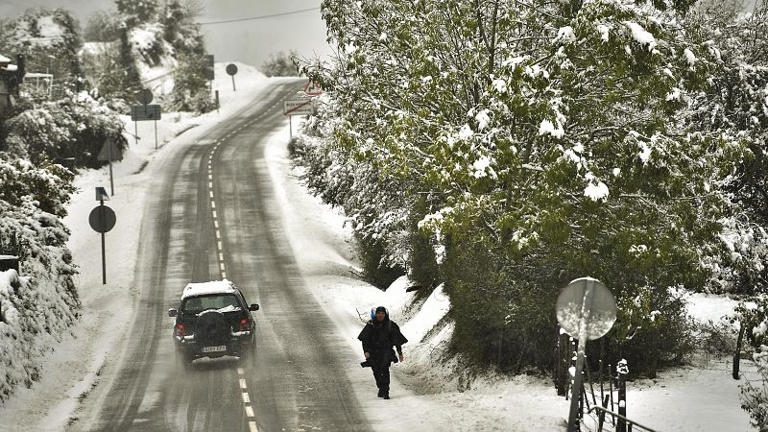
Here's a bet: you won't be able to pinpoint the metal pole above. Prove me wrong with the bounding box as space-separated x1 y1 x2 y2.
100 199 106 285
134 121 139 146
231 75 236 92
289 115 293 139
567 280 594 432
108 141 114 196
154 120 158 150
617 373 627 432
109 162 114 196
215 90 220 113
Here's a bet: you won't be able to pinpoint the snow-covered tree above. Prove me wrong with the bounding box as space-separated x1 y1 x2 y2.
299 0 742 373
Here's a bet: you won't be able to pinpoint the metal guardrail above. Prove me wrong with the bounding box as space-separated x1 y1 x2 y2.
588 406 657 432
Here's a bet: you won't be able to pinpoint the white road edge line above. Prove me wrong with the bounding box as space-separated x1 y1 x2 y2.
245 406 255 418
249 420 259 432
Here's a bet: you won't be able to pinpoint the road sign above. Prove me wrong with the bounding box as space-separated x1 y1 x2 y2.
97 138 122 162
226 63 238 91
283 99 314 116
138 88 153 105
89 199 116 285
205 54 215 80
556 277 617 341
98 139 122 196
131 104 162 121
95 186 110 202
89 206 116 233
303 80 323 96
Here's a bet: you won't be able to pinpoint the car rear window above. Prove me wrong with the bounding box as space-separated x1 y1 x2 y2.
182 294 241 314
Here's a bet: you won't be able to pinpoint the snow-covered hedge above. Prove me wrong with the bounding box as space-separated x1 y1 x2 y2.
0 199 79 402
2 93 127 168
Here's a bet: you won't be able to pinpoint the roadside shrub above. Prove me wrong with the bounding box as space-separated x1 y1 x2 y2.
261 51 299 77
2 94 127 168
355 233 405 289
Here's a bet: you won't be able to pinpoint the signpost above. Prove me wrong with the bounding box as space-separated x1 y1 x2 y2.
556 277 617 432
89 187 116 285
226 63 238 91
283 99 315 139
130 95 162 150
204 54 215 81
97 138 123 196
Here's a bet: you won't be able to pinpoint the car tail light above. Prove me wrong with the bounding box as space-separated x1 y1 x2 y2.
174 323 186 337
239 318 250 332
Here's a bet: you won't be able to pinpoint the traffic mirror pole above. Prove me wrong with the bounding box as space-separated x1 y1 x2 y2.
154 119 158 150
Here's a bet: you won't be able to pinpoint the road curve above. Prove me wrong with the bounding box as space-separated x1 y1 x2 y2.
75 80 371 432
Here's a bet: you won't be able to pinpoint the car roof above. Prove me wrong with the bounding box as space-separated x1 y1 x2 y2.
181 280 238 300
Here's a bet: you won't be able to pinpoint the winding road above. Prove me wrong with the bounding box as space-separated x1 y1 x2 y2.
76 80 370 432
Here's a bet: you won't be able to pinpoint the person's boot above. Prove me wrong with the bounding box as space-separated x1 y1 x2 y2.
377 388 384 398
383 392 390 400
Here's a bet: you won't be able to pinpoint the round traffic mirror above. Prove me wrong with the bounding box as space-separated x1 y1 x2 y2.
556 277 616 340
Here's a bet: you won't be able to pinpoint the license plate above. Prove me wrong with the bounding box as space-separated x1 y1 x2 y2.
201 345 227 353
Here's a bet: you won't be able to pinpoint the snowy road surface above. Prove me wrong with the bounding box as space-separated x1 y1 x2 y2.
74 80 370 431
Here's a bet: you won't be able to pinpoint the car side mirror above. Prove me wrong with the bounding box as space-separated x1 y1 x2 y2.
249 303 260 311
168 308 178 317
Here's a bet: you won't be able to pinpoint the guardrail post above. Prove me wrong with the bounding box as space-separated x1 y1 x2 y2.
617 361 628 432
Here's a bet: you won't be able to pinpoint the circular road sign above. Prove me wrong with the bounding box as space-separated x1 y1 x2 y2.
556 277 617 341
138 88 153 105
89 206 116 234
226 63 238 76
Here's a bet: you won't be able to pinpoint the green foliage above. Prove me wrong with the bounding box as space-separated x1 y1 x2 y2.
735 298 768 429
261 51 299 77
1 94 127 169
168 52 214 113
355 233 405 289
0 8 84 93
0 159 74 218
116 0 158 28
83 10 121 42
296 0 745 375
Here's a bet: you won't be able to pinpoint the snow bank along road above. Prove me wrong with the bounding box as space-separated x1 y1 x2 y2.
75 80 369 432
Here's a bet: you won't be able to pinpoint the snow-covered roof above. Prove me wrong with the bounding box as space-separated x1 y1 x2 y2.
4 64 17 72
181 280 236 300
0 55 10 64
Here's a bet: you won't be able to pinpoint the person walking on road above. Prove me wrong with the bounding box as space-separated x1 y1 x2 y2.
358 306 408 400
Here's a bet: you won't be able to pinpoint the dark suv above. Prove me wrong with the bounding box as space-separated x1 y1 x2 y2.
168 280 259 364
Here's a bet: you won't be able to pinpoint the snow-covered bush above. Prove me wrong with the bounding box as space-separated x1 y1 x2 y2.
298 0 743 374
675 0 768 296
736 297 768 429
116 0 159 28
261 51 300 77
2 93 127 168
741 344 768 431
0 190 79 402
0 8 84 95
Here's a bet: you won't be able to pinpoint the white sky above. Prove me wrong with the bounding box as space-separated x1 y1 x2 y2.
0 0 330 67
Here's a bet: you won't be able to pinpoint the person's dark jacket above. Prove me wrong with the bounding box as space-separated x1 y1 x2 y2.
357 311 408 369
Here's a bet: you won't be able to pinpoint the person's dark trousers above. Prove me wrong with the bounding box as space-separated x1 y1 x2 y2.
372 365 390 396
